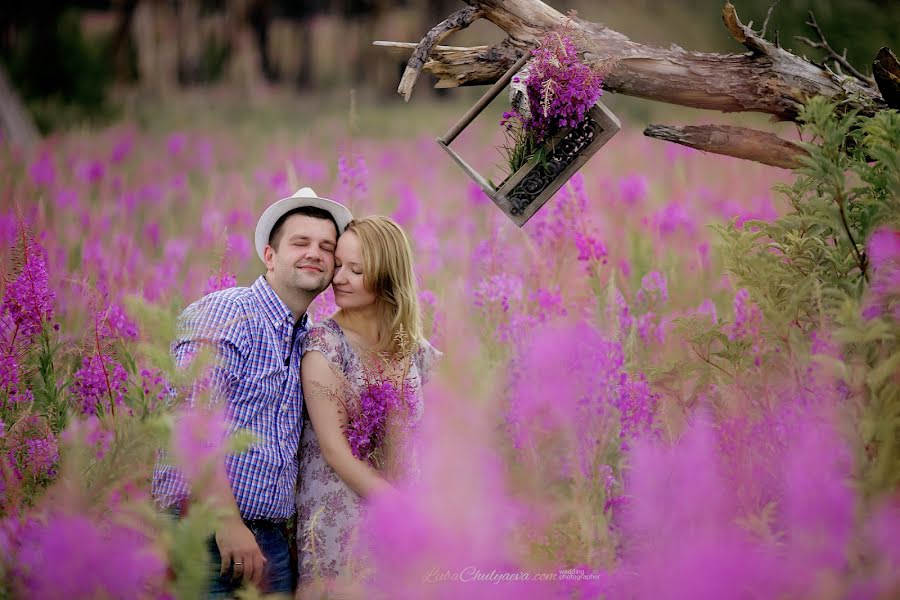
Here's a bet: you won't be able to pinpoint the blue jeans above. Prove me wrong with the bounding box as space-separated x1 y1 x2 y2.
206 519 293 599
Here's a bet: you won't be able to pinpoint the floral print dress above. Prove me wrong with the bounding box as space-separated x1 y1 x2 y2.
295 318 439 586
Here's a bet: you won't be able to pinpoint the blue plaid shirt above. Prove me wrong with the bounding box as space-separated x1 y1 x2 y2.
151 276 308 520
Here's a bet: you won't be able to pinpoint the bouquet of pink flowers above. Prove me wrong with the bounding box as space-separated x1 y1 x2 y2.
340 339 419 472
500 30 604 175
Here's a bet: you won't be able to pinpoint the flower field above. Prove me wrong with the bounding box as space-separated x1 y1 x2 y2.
1 95 898 599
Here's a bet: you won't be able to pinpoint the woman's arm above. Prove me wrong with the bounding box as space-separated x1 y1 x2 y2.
301 351 393 499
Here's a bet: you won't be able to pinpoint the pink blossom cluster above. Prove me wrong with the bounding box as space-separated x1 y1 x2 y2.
502 32 603 145
71 354 129 416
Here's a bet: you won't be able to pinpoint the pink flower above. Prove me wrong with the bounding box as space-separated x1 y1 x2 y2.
170 406 228 485
10 513 165 599
71 354 129 416
1 236 55 344
27 153 55 188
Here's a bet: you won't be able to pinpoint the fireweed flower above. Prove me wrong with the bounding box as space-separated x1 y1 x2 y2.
522 33 603 144
11 513 165 599
27 152 56 188
730 288 764 365
618 173 649 206
357 387 551 600
204 272 237 295
346 380 407 463
0 354 19 394
62 415 114 460
636 271 669 309
573 230 609 264
508 321 640 478
863 227 900 320
23 435 58 478
337 154 369 200
696 298 718 324
139 367 174 410
170 406 228 485
98 301 139 341
1 237 55 343
75 160 105 185
71 354 129 416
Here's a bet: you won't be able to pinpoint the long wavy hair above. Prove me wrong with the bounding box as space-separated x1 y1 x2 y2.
342 216 422 355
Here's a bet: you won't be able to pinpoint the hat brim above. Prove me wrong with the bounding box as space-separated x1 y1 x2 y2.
255 194 353 262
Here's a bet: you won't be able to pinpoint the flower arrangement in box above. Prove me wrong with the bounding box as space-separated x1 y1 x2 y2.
500 29 605 177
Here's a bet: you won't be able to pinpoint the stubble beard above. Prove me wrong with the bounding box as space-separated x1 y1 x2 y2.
293 270 332 296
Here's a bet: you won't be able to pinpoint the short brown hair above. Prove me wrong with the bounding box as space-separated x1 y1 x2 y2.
268 206 338 250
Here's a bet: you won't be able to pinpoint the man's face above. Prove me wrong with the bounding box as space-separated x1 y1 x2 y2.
264 214 337 297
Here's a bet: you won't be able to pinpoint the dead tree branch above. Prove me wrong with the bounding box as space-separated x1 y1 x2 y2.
376 0 893 169
643 124 807 169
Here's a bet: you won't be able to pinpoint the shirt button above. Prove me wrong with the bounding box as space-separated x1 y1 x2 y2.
281 404 288 412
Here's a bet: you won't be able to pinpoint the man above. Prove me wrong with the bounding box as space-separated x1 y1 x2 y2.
152 187 352 597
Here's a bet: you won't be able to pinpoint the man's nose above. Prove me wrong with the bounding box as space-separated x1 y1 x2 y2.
303 245 323 261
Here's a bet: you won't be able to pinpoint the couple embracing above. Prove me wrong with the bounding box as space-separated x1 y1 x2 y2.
152 187 440 598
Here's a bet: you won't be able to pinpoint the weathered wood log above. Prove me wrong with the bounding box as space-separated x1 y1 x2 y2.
643 124 807 170
376 0 893 169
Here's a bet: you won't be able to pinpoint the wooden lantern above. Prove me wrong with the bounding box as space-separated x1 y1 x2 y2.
437 54 621 227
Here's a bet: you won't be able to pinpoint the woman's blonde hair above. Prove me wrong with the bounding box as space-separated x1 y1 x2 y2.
342 216 422 355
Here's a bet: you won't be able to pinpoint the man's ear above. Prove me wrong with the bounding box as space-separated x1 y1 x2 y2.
263 244 276 271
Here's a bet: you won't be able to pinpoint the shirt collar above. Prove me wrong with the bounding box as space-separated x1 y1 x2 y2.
252 275 307 330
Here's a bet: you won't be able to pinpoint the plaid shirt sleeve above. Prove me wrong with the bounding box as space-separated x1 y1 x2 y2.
151 294 249 509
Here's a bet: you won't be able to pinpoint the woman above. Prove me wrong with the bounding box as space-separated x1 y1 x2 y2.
295 216 439 596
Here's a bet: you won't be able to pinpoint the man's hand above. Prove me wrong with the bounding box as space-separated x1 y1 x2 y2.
215 516 267 586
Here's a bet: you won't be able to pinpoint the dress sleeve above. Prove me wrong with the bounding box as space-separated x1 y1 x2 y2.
303 322 346 370
414 339 442 385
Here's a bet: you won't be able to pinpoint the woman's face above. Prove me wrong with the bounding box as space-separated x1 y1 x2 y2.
333 230 377 310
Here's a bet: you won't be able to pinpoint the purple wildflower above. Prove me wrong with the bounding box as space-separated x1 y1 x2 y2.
618 173 649 206
573 230 609 263
612 374 659 445
347 380 404 463
204 272 237 294
171 406 228 485
98 301 139 341
521 33 603 143
473 273 523 313
730 288 762 341
28 153 55 188
337 154 369 200
0 354 19 395
166 132 188 155
139 367 174 409
71 354 129 416
11 513 165 599
1 237 55 343
76 160 105 184
636 271 669 309
863 227 900 320
23 435 58 478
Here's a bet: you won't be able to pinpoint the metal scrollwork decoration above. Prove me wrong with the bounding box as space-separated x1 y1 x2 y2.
507 116 602 216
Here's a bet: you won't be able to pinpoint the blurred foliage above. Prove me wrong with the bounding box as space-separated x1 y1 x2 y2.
2 6 115 133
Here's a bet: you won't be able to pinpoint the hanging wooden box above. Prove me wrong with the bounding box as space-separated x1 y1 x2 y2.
437 54 621 227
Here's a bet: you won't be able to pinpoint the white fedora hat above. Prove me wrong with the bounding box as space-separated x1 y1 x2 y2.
254 187 353 263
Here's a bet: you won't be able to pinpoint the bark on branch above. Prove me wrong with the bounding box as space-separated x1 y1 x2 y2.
375 0 893 169
397 6 484 101
643 124 807 169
